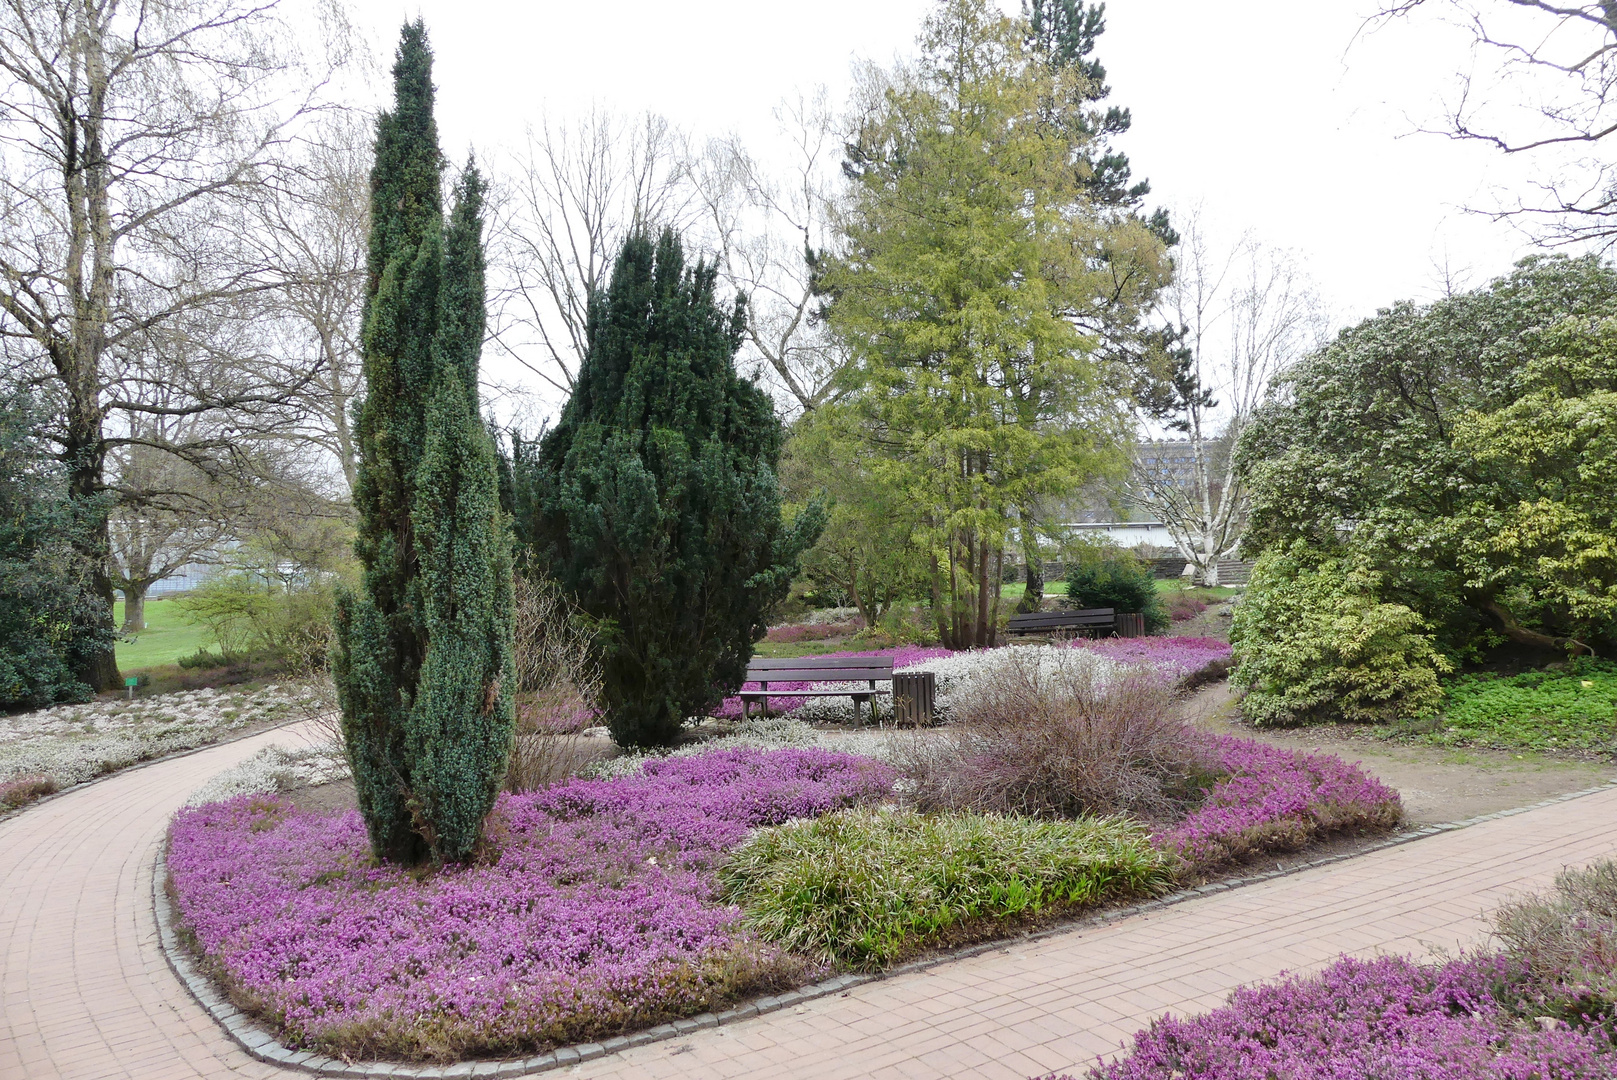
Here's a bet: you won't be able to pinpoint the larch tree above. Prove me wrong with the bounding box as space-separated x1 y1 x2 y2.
332 22 513 867
824 0 1170 650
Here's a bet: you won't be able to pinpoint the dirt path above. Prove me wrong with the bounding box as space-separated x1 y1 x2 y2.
1184 680 1617 825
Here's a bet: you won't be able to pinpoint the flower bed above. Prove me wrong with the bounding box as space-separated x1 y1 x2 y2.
1068 636 1232 680
1053 953 1615 1080
167 748 895 1060
1156 736 1402 874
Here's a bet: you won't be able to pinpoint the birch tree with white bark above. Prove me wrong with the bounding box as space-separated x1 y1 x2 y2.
1130 211 1325 585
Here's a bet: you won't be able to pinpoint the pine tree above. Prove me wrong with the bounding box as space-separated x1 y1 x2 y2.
515 229 821 749
1025 0 1175 243
332 22 513 866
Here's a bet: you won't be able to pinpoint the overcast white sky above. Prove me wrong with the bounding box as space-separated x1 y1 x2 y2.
339 0 1581 410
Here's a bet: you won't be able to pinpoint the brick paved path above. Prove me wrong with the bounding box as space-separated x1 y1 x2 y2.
3 727 1614 1080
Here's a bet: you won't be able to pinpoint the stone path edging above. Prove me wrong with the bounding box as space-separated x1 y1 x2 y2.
153 777 1617 1079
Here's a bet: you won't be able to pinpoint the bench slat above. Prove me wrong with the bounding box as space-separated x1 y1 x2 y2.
747 656 895 670
745 670 894 683
739 689 891 699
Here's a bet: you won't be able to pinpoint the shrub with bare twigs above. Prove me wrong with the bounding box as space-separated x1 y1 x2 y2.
504 574 611 791
896 650 1214 821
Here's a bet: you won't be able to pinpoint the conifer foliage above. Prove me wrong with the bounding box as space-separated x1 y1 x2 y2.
516 229 820 749
333 22 513 866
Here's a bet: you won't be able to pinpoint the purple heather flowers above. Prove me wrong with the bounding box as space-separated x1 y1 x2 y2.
1050 953 1616 1080
169 725 1398 1059
167 748 894 1057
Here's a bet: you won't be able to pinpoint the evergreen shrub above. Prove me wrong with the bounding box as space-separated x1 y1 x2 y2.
0 389 110 710
1231 543 1451 726
331 23 513 866
1064 549 1168 633
515 229 822 749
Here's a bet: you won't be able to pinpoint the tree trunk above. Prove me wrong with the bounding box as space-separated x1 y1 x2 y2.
67 417 120 692
1480 598 1593 656
121 584 148 634
1017 514 1043 614
974 534 992 648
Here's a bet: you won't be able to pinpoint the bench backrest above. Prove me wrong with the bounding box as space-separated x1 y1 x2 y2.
745 655 895 683
1006 607 1116 632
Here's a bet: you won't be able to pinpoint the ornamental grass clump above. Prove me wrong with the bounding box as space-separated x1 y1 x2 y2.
718 808 1171 967
167 747 894 1060
898 649 1213 821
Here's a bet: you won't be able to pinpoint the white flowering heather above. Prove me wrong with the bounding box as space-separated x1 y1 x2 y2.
0 683 321 791
186 743 351 807
582 717 920 780
798 607 861 627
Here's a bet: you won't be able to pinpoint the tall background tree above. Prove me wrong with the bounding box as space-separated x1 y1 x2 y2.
0 0 348 690
1374 2 1617 247
514 228 821 749
1129 211 1325 585
822 0 1170 649
489 109 693 399
332 22 513 867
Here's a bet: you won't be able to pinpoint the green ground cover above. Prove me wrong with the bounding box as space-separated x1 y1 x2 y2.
114 598 218 671
1419 660 1617 751
1154 580 1242 600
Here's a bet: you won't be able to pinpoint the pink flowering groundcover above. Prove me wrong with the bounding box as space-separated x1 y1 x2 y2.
1042 953 1616 1080
168 720 1400 1062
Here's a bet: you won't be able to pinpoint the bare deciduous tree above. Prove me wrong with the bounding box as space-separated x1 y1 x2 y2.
1129 210 1325 585
489 109 693 396
0 0 347 687
1373 2 1617 245
253 113 370 492
690 90 849 416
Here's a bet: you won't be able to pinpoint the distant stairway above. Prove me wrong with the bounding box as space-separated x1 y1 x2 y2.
1216 559 1254 586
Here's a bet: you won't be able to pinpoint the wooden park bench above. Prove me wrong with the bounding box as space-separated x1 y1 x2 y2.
738 655 895 725
1005 606 1117 637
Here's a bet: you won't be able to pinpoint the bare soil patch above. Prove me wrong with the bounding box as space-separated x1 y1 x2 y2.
1185 680 1617 825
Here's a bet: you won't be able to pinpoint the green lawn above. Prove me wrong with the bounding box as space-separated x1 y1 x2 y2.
114 597 218 671
999 580 1069 602
1154 579 1242 601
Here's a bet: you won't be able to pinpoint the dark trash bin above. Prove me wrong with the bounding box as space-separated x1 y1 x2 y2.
891 671 937 727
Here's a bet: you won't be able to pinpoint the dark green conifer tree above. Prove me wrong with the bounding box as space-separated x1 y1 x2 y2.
332 22 513 866
515 229 821 749
1025 0 1175 243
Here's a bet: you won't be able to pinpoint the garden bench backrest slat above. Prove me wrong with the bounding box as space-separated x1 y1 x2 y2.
743 666 894 684
746 656 897 670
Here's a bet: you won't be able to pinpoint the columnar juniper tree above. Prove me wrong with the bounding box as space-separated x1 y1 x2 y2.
517 228 821 749
332 23 514 867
